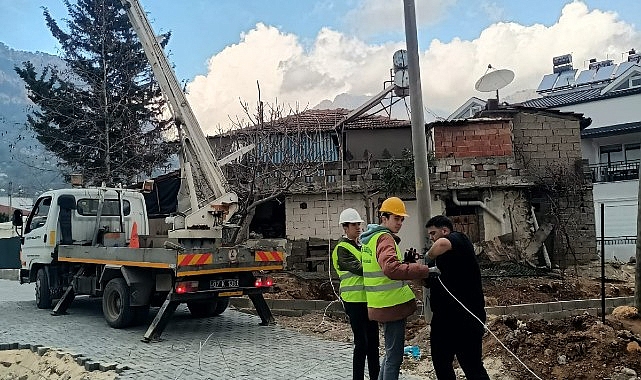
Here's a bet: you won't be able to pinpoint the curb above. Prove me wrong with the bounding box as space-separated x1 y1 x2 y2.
0 269 19 281
231 296 636 321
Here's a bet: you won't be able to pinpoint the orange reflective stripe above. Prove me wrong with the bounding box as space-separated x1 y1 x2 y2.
178 253 213 266
255 251 284 262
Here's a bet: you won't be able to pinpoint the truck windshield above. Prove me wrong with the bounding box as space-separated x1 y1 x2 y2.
77 199 131 216
25 196 52 233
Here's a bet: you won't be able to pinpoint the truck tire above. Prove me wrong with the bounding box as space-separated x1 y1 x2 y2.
35 268 52 309
213 297 230 316
103 278 134 328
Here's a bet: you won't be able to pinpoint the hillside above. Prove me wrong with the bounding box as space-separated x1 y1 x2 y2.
0 42 66 198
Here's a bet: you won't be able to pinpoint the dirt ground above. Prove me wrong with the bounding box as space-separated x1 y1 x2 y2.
0 349 117 380
272 262 641 379
1 262 638 379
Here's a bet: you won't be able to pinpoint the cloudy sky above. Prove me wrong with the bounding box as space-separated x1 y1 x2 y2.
1 0 640 134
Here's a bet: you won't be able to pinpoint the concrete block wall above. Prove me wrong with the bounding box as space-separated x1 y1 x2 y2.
511 111 596 264
511 112 583 167
285 192 366 241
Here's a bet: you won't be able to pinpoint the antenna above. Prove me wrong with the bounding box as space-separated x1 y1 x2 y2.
474 64 515 101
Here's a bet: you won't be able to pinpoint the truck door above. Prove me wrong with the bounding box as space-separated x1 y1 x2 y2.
21 196 55 269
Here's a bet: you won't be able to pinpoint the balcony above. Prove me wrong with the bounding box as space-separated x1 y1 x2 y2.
589 160 640 182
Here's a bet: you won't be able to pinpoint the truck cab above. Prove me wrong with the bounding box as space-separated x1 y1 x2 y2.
19 188 148 283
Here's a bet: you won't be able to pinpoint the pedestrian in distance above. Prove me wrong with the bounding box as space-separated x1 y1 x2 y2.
360 197 432 380
425 215 490 380
331 208 380 380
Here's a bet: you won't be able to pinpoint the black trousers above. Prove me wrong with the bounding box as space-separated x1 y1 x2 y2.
430 314 490 380
344 301 380 380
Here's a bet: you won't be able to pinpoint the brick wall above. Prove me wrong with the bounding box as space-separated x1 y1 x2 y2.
434 121 513 158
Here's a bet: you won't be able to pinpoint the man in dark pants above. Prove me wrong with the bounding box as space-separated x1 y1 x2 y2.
331 208 379 379
425 215 490 380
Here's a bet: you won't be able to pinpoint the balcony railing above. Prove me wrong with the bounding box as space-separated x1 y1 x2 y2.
597 236 637 245
589 160 640 183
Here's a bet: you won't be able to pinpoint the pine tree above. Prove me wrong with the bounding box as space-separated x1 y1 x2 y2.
15 0 174 186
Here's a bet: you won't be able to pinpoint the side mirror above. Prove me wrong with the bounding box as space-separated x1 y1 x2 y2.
12 209 23 227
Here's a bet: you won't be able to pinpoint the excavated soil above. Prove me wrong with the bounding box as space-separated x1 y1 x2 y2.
273 262 641 379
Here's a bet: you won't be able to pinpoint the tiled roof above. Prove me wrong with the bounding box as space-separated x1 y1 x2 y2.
521 86 641 108
216 108 409 136
429 105 585 127
581 120 641 138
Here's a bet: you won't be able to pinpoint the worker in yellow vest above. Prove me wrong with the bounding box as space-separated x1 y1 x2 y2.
332 208 379 380
361 197 432 380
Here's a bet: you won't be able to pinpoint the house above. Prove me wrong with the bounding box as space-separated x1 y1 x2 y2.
209 104 596 269
450 49 641 261
519 49 641 262
428 106 596 267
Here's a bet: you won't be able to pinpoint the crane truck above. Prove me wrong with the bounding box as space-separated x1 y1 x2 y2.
7 0 287 342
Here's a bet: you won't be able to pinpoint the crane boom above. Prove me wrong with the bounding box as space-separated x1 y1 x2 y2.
120 0 237 229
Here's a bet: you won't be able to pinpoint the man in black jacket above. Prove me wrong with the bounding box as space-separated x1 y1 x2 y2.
425 215 489 380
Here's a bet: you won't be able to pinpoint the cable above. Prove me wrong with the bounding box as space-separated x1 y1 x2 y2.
436 276 543 380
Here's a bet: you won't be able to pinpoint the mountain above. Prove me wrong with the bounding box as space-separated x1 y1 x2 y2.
0 42 66 199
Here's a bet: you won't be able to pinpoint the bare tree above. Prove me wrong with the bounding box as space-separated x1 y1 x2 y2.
211 100 332 243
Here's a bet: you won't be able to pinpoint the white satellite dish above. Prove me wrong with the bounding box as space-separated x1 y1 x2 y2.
475 67 515 101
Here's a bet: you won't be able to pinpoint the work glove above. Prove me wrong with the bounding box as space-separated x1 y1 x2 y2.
403 248 418 263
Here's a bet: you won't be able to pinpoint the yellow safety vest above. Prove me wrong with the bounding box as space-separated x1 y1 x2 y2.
331 241 367 302
361 231 415 308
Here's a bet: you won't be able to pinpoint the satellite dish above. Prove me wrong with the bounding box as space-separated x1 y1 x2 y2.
475 67 515 101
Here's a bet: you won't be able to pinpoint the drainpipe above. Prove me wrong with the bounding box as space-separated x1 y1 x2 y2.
451 190 505 235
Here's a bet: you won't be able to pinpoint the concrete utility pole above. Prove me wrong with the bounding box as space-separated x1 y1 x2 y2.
634 165 641 314
403 0 432 252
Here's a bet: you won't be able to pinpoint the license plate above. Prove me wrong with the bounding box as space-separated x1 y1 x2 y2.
210 279 239 289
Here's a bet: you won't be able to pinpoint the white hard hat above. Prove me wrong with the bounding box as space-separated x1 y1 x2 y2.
338 208 364 225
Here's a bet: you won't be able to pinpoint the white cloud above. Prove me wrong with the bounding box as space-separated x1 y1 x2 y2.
422 2 638 116
186 1 639 134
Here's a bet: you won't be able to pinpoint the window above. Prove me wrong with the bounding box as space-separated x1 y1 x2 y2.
600 145 623 164
76 199 131 216
625 143 640 162
25 196 52 233
630 74 641 88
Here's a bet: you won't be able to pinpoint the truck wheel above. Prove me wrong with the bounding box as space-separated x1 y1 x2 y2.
35 268 52 309
103 278 134 328
187 300 218 318
212 297 230 316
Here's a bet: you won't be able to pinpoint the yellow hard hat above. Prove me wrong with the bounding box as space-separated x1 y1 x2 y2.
379 197 409 217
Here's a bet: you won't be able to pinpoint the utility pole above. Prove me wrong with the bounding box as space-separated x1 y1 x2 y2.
634 164 641 314
8 181 12 214
403 0 431 252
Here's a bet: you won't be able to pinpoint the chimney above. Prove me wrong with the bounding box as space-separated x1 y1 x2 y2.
486 98 499 110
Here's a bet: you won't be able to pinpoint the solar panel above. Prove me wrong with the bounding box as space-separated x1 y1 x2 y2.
593 64 616 82
575 69 596 85
552 69 577 89
614 61 635 77
536 73 559 92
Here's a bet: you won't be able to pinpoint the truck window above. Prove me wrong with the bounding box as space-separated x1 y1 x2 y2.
25 196 52 233
76 199 131 216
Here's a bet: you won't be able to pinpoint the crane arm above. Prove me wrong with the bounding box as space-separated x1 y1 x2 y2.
120 0 231 204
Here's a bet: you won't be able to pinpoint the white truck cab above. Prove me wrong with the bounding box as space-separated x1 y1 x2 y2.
20 187 148 281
